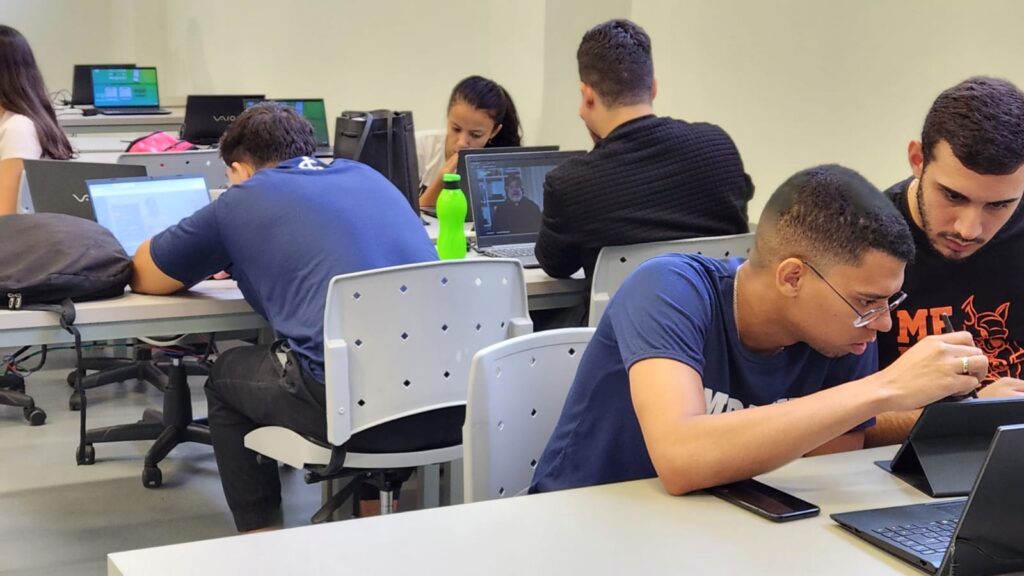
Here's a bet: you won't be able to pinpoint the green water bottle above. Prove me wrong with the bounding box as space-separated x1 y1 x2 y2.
436 173 467 260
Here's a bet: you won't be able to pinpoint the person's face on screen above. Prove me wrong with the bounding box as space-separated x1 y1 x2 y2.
445 100 501 158
506 177 524 203
909 139 1024 260
788 251 904 358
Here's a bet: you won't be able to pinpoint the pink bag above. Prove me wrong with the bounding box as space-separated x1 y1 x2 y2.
125 131 198 153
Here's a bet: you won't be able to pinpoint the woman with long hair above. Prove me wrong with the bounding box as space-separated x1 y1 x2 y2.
419 75 522 208
0 25 74 214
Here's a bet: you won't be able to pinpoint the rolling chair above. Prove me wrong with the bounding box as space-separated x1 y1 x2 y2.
0 372 46 425
244 259 532 522
588 233 756 327
463 328 594 502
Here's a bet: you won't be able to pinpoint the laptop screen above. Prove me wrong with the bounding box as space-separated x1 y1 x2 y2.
244 99 329 147
465 150 584 247
87 175 210 255
91 67 160 108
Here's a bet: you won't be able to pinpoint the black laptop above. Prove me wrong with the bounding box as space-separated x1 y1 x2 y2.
833 424 1024 574
464 150 584 268
71 64 134 106
181 94 265 146
22 160 147 220
91 67 171 115
875 398 1024 497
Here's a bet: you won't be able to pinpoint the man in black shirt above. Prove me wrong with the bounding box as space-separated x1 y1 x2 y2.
534 19 753 281
868 77 1024 447
489 172 541 234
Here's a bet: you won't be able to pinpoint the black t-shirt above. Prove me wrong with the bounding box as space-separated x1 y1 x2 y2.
879 177 1024 382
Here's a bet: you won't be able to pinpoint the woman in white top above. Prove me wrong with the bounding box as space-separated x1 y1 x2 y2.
0 25 73 215
419 75 522 208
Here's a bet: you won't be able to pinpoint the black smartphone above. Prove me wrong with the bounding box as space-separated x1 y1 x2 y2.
707 479 820 522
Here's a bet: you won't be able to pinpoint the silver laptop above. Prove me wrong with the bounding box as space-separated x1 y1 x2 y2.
832 424 1024 574
117 150 228 189
464 150 584 268
86 174 211 255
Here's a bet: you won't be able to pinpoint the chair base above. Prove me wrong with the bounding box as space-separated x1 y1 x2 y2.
67 351 169 411
76 359 211 488
0 373 46 425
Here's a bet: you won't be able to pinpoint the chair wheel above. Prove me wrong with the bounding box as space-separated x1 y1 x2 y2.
66 371 78 387
68 393 81 411
76 444 95 465
142 466 162 488
23 406 46 426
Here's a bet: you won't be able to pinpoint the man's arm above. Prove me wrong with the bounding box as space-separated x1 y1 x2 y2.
631 332 986 496
863 410 920 448
131 238 185 295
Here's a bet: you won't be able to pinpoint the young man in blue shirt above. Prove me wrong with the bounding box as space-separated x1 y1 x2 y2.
531 164 987 495
131 103 437 531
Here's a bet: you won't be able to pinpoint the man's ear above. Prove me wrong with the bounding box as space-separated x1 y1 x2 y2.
908 140 925 180
650 76 658 101
776 258 808 298
580 81 598 110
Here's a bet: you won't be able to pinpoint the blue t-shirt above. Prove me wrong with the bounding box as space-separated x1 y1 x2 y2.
530 254 877 493
150 156 437 382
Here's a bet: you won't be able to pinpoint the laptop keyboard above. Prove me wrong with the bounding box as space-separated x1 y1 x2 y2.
872 519 956 555
99 107 167 115
481 246 535 258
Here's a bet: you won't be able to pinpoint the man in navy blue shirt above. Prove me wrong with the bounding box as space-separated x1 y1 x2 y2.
531 164 988 495
131 103 437 531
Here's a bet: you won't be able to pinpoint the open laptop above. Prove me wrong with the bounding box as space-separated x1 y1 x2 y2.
833 424 1024 574
71 64 134 106
243 98 332 157
464 150 584 268
181 94 265 146
91 67 171 115
87 175 211 255
875 398 1024 497
117 150 229 190
21 160 147 219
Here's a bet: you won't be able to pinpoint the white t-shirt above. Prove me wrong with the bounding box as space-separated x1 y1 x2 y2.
416 128 446 189
0 110 42 161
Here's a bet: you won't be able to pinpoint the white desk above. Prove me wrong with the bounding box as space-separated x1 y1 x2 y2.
59 107 185 136
107 446 937 575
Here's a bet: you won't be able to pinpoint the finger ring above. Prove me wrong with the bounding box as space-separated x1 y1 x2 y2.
961 357 970 375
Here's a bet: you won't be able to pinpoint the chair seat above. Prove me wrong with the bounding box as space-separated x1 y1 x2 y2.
244 426 462 470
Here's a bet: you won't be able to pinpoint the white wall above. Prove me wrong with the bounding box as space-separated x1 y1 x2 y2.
9 0 1024 220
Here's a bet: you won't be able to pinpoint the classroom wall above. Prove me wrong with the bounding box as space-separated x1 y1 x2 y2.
8 0 1024 220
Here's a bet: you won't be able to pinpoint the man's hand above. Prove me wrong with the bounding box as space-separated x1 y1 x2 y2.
876 332 987 411
978 377 1024 398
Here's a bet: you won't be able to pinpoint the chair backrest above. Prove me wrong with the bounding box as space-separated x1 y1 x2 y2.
588 232 755 327
323 259 532 447
463 327 595 503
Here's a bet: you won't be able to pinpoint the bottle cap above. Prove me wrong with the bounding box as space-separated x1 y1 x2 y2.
442 173 462 189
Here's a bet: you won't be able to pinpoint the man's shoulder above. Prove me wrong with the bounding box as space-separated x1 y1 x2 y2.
882 176 913 202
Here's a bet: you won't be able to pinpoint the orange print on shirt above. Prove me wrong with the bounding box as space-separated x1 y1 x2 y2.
962 295 1024 382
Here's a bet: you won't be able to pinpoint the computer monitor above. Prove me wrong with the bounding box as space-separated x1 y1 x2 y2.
87 175 211 255
22 160 148 220
244 98 330 150
91 67 161 109
181 95 265 146
71 64 135 106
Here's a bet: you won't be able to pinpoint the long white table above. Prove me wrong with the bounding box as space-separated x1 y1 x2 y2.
59 107 185 136
107 446 940 575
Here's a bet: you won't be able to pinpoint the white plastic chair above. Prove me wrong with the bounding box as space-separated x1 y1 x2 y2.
244 259 532 520
588 233 755 327
463 327 595 503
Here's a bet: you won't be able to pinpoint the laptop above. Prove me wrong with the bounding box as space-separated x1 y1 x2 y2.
875 398 1024 497
117 150 229 190
243 98 332 157
464 150 584 268
21 160 147 219
71 64 134 106
87 175 211 255
91 67 171 115
181 94 265 146
832 424 1024 574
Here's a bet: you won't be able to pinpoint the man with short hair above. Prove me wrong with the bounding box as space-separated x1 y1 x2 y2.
534 19 753 281
531 164 985 494
131 103 437 531
868 77 1024 447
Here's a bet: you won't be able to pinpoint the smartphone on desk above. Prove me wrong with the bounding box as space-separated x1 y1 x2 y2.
708 479 820 522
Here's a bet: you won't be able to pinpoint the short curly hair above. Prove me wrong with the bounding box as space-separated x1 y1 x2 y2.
577 19 654 107
218 102 316 168
753 165 914 269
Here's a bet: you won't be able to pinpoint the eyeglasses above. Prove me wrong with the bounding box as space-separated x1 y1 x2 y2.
803 262 908 328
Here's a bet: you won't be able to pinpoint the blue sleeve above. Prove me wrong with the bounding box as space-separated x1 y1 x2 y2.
149 201 230 286
823 342 879 431
608 256 714 376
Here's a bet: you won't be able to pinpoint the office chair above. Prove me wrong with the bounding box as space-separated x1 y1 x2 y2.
0 372 46 425
463 328 594 503
244 259 533 522
588 233 755 327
